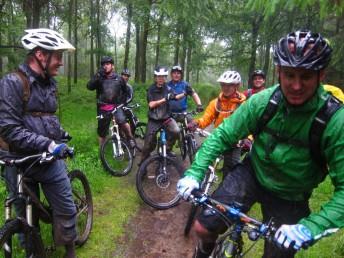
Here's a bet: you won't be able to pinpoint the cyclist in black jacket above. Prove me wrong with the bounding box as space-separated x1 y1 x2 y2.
87 57 136 148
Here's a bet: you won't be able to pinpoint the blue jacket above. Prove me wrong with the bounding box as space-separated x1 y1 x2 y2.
167 80 194 112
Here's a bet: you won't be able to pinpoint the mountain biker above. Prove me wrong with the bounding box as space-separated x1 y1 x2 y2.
177 30 344 258
121 68 133 104
87 57 136 148
188 70 246 176
243 69 266 98
0 28 77 258
139 66 186 164
167 65 203 155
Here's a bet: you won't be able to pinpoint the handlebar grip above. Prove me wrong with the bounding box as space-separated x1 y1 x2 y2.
190 189 204 199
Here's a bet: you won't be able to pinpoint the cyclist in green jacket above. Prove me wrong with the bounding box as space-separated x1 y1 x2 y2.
177 30 344 258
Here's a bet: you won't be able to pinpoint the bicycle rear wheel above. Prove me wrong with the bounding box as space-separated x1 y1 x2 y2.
179 133 188 160
0 218 46 258
100 137 133 176
136 154 183 210
69 170 93 246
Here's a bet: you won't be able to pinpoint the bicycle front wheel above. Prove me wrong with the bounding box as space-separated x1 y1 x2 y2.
0 218 46 258
186 134 197 164
100 137 133 176
136 154 183 209
69 169 93 246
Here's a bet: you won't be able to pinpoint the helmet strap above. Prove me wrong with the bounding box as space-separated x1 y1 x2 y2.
32 50 52 78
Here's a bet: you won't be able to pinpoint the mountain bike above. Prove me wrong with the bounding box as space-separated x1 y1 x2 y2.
99 104 133 176
188 190 276 257
0 151 93 257
136 121 184 210
172 111 198 164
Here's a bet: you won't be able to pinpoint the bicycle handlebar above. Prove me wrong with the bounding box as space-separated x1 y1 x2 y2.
188 189 276 240
0 151 72 167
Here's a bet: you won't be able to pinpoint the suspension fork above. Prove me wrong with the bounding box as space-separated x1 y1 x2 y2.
160 129 167 173
111 118 124 156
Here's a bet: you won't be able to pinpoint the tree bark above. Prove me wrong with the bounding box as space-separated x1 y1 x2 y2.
96 0 101 66
124 2 132 69
154 13 164 67
140 0 152 83
174 30 180 65
22 0 47 28
134 23 141 82
73 0 78 84
186 43 192 82
263 41 270 81
90 0 95 78
248 15 263 88
67 0 72 93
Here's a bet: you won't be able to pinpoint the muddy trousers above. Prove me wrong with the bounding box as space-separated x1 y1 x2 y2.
140 118 180 162
4 160 77 246
196 157 310 258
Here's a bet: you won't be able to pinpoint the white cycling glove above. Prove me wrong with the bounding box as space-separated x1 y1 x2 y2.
177 176 199 200
274 224 313 250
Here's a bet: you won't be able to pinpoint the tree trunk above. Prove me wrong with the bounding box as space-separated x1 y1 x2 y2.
90 0 94 78
174 30 180 65
180 30 187 71
263 41 270 81
124 2 132 69
134 23 141 82
0 0 4 74
154 13 164 67
22 0 46 28
248 15 263 88
186 43 192 82
114 32 118 69
67 0 72 93
96 0 101 65
73 0 78 84
140 0 152 83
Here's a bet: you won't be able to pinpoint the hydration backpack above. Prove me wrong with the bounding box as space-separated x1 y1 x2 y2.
254 86 342 173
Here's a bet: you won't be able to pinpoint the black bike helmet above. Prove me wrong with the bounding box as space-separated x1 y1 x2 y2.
171 65 183 74
273 30 332 70
121 68 131 76
251 69 265 79
101 56 114 66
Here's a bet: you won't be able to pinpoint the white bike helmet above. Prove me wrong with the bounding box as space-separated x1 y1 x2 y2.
21 28 75 51
154 66 168 76
217 71 241 84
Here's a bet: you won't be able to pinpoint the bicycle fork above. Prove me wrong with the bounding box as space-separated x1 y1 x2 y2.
111 123 124 157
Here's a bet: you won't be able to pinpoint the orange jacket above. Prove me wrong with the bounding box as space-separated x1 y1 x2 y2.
196 91 246 128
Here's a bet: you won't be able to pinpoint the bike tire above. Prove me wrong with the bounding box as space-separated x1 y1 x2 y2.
69 170 93 246
136 154 183 210
183 205 199 236
186 134 197 164
0 218 46 258
100 137 133 176
179 133 187 160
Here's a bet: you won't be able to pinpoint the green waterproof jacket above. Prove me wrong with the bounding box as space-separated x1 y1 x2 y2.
184 84 344 238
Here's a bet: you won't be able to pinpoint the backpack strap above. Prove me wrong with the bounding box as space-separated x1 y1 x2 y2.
254 87 282 137
309 94 342 172
247 88 253 98
14 70 30 113
0 70 30 151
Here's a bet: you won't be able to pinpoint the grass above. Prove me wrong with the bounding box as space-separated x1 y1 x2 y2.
0 77 343 257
